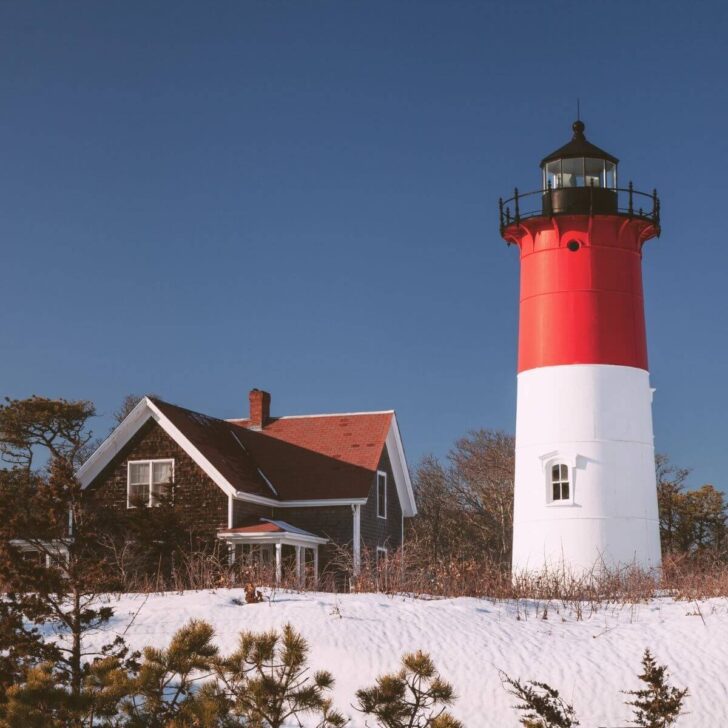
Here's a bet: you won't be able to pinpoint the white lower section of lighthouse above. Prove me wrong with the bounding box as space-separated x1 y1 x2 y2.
512 364 662 575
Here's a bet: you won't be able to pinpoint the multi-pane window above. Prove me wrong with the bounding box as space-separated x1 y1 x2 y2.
551 463 570 501
127 460 174 507
377 471 387 519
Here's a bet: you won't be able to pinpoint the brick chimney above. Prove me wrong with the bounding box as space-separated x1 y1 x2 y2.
248 388 271 429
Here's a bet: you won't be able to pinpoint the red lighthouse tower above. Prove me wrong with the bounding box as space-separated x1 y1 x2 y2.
501 120 662 574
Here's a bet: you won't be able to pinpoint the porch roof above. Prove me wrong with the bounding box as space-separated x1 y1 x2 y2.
217 519 328 546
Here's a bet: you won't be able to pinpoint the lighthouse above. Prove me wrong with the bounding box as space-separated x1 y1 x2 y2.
500 120 662 575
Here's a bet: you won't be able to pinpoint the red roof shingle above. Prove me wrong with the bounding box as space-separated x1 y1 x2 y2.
149 399 392 502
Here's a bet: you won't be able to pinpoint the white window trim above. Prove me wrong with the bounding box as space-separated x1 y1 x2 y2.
376 546 388 563
376 470 387 520
539 452 577 507
127 458 175 508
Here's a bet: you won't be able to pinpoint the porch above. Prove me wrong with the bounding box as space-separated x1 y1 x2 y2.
217 519 328 588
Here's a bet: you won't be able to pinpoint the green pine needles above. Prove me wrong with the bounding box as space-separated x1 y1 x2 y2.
500 673 579 728
215 622 346 728
623 649 689 728
355 650 462 728
500 647 689 728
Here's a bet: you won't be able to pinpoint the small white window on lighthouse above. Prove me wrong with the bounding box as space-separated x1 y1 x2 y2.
551 463 570 501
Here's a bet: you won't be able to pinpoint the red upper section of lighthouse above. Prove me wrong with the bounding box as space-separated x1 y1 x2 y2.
499 120 661 373
505 215 657 372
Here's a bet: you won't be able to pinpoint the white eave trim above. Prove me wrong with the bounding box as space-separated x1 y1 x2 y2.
77 397 154 489
387 413 417 517
78 397 239 498
234 491 367 508
216 531 328 546
226 409 395 423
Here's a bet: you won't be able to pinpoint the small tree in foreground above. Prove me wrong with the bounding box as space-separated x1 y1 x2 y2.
623 649 688 728
356 650 462 728
215 622 345 728
121 619 221 727
0 396 135 711
500 672 579 728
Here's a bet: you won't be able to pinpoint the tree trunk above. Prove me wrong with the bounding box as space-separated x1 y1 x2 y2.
71 587 82 697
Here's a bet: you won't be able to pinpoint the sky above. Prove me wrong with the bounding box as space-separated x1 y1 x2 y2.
2 1 727 488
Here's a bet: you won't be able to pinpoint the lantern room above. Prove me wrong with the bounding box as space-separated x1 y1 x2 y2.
498 120 660 239
540 120 619 216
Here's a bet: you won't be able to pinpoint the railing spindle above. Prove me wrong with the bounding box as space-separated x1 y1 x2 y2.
497 184 659 233
628 181 634 218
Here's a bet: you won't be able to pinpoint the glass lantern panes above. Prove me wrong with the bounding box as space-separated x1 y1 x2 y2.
128 462 150 504
551 463 570 501
584 158 604 187
561 158 584 187
605 161 616 189
545 160 562 189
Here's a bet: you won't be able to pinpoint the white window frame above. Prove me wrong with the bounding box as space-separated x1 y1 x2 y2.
127 459 175 508
376 470 387 520
550 463 570 502
376 546 388 567
540 452 577 506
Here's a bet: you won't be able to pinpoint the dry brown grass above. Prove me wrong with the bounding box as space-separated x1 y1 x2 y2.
110 543 728 618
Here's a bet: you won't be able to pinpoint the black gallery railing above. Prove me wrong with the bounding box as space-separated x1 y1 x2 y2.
499 182 660 235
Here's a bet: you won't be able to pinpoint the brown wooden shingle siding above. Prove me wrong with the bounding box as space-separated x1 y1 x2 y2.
360 448 403 552
84 419 407 573
84 419 228 536
270 504 353 571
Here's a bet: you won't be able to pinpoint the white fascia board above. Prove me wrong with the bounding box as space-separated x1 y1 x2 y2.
386 414 417 517
216 532 328 546
77 397 154 488
145 399 238 498
78 397 239 499
225 409 395 423
234 491 366 508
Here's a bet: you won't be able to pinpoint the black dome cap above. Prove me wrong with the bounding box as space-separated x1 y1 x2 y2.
540 120 619 168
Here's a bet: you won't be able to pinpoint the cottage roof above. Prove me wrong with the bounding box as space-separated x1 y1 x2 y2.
77 395 416 516
151 398 388 501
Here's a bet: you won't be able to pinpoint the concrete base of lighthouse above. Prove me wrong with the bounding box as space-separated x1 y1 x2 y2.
512 364 662 575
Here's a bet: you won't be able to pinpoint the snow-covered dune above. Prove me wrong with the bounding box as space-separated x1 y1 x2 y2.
85 590 728 727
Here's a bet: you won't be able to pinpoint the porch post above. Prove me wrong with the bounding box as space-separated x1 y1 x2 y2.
275 542 282 585
228 541 235 566
352 504 361 576
313 546 319 588
295 545 302 587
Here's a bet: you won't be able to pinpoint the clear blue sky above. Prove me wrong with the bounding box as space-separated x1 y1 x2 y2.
2 1 727 487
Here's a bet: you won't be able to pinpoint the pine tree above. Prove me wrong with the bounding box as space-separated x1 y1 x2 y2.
215 622 346 728
623 649 688 728
500 672 579 728
122 619 226 728
0 397 132 713
1 662 72 727
356 650 462 728
0 598 58 706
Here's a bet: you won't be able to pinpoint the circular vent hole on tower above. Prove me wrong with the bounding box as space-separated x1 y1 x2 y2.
567 240 581 252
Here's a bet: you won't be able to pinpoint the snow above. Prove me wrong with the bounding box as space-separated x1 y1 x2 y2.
79 589 728 726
